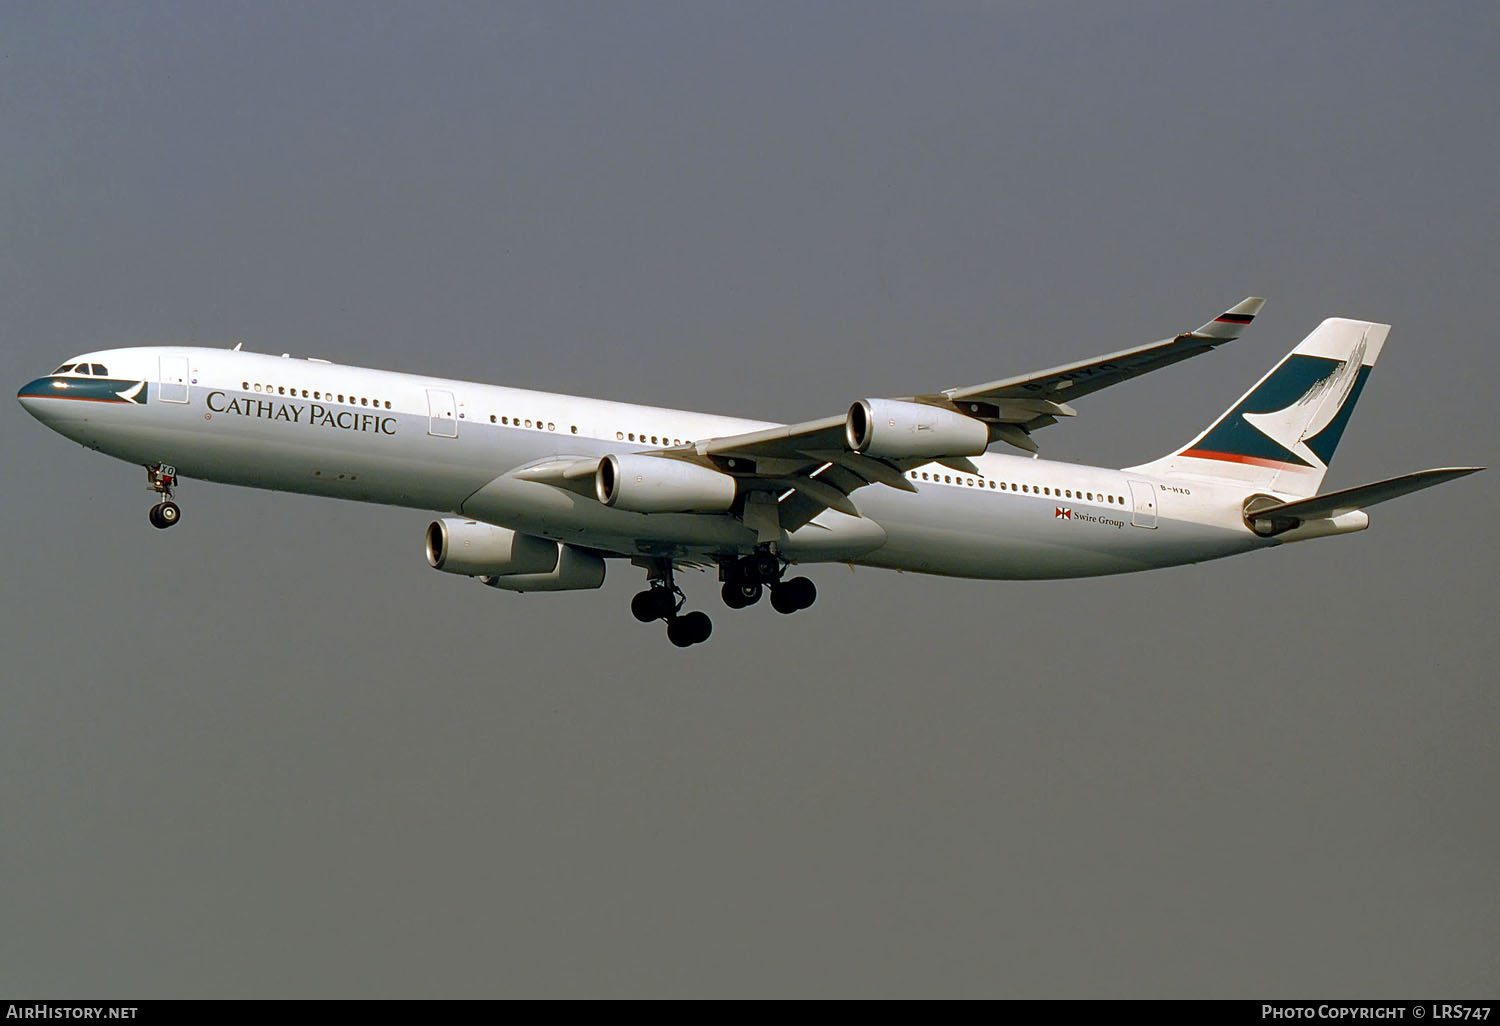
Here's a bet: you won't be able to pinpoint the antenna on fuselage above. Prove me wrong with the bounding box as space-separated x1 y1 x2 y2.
232 341 243 351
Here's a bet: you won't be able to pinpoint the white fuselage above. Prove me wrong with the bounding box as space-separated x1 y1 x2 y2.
19 346 1279 579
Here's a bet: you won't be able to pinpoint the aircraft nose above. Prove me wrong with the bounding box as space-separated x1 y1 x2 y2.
17 377 52 418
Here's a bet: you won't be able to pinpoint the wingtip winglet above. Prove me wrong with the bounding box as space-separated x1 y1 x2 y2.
1192 296 1266 340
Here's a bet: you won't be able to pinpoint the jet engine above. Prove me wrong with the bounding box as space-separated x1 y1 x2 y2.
595 453 737 513
425 519 560 577
845 398 989 459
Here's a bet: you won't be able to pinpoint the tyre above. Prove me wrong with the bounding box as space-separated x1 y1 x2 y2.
722 581 761 609
750 553 779 582
148 504 165 529
157 501 181 527
787 576 816 610
631 590 661 622
771 577 816 614
666 618 694 647
682 610 712 644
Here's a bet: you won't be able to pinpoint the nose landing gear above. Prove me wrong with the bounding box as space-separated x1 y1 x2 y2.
145 464 181 530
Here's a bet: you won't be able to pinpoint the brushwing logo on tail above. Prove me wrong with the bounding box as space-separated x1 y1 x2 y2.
1241 337 1366 469
1181 344 1372 470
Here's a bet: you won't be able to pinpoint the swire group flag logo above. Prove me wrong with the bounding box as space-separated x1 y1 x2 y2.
1054 507 1071 519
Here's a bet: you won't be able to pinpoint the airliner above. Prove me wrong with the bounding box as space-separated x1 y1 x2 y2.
17 298 1480 646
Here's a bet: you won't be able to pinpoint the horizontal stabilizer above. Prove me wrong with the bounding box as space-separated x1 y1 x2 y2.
1252 467 1483 521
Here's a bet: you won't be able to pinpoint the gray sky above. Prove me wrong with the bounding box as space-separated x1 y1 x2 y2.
2 1 1496 998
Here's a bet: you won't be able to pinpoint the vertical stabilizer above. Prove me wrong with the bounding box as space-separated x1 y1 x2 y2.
1128 317 1387 498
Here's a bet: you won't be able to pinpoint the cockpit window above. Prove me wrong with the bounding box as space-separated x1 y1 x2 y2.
53 364 75 374
91 364 108 376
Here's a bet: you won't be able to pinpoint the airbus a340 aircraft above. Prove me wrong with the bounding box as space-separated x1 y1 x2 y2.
18 298 1481 646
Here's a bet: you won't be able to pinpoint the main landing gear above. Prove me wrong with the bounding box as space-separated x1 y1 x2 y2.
629 550 818 647
631 560 712 648
719 549 817 615
145 464 181 530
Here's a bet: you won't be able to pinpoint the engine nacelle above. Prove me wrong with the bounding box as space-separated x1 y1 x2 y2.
426 519 560 577
595 453 738 513
481 545 606 592
845 398 989 459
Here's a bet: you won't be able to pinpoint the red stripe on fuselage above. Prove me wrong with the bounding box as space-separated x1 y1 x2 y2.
1178 448 1313 471
16 393 131 404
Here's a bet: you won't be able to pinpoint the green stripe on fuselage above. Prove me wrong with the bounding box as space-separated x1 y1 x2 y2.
17 377 148 404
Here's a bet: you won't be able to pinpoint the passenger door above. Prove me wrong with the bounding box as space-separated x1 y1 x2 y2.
1128 480 1158 529
426 388 458 437
158 356 189 404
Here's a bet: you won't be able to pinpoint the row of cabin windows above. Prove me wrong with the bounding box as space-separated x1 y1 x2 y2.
618 431 685 446
486 419 683 444
55 363 109 376
907 469 1126 506
244 381 391 409
488 414 579 435
481 415 688 445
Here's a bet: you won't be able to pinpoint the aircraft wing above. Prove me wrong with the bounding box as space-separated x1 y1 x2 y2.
633 297 1269 529
928 295 1265 411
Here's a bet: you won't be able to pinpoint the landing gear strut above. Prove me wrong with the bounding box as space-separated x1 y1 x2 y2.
631 559 712 647
146 464 181 530
719 548 817 615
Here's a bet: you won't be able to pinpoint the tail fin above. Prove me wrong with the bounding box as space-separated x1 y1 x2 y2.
1129 316 1388 497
